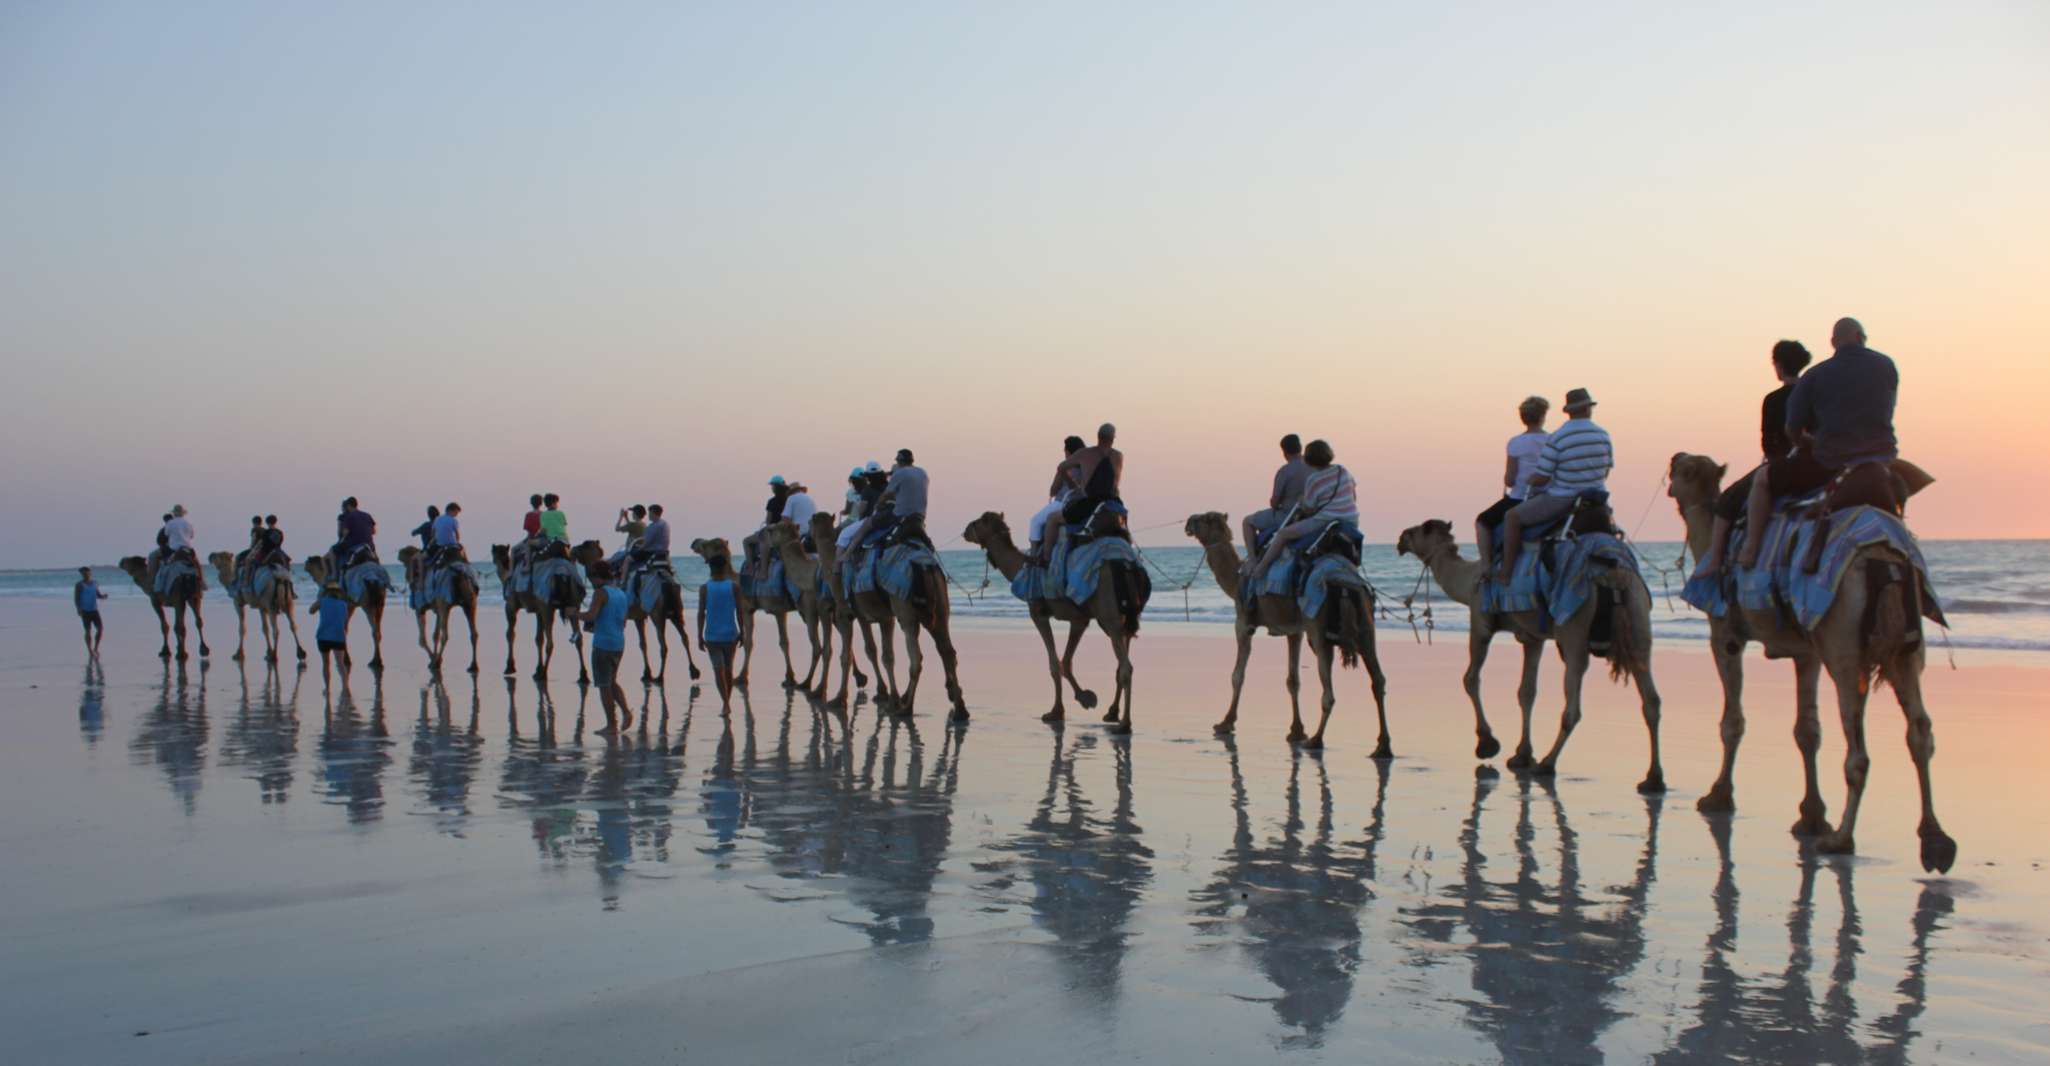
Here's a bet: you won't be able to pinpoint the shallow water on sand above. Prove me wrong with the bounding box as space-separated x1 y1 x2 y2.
3 602 2047 1064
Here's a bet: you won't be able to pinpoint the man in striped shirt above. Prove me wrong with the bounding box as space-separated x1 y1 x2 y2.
1498 388 1612 580
1250 438 1359 578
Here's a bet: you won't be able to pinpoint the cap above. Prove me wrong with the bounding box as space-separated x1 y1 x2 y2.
1563 388 1597 412
768 475 786 486
850 466 865 478
864 461 882 473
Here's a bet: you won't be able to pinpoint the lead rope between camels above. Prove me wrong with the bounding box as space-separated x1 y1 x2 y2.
1132 543 1204 622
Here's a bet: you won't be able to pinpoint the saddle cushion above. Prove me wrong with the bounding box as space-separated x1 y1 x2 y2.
1482 532 1639 624
153 556 199 598
1683 504 1942 630
342 559 394 604
1037 536 1141 606
1299 554 1370 622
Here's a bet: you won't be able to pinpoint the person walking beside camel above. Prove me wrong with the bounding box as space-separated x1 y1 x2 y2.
75 567 107 656
575 561 633 735
698 553 743 713
312 582 351 690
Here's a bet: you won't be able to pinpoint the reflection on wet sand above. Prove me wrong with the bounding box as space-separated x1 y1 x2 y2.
130 661 210 814
318 677 392 824
78 660 105 747
409 679 484 835
1400 772 1659 1065
498 680 592 864
220 663 299 805
1655 819 1946 1064
981 725 1154 999
1193 743 1387 1046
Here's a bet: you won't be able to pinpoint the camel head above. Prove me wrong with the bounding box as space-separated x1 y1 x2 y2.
961 511 1011 549
1183 511 1233 548
1667 452 1727 507
303 556 330 585
207 550 235 579
489 543 512 577
397 545 419 566
571 539 605 566
808 511 836 543
1395 519 1459 562
690 538 733 567
118 556 149 586
763 520 801 552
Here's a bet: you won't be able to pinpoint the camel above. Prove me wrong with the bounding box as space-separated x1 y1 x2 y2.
809 512 881 709
118 555 210 661
961 512 1144 729
763 521 843 696
694 533 816 690
1184 512 1390 754
303 554 390 671
572 545 700 686
207 551 306 665
397 546 480 676
1395 518 1663 789
1667 453 1954 873
488 541 590 683
809 518 968 721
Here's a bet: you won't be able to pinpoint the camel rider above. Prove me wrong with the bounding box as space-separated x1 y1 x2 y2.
836 466 873 554
764 476 790 526
1475 397 1551 573
1242 434 1309 561
1060 423 1124 526
163 505 201 588
233 515 264 587
875 449 931 546
430 502 462 566
631 504 671 569
248 514 287 578
782 482 818 550
537 493 568 558
522 494 544 541
411 506 440 552
147 512 174 585
841 467 865 524
1692 340 1814 578
1027 435 1087 562
329 496 378 576
611 504 647 571
1735 317 1898 570
1251 439 1359 578
1498 389 1612 580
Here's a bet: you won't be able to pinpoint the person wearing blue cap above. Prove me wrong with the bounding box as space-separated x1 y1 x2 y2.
763 475 789 526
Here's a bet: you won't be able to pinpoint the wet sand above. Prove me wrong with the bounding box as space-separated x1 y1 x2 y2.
2 599 2046 1064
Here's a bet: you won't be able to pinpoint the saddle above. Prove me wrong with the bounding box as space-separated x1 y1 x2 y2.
1299 519 1364 566
878 514 932 550
1064 500 1131 547
336 544 380 571
1733 459 1932 577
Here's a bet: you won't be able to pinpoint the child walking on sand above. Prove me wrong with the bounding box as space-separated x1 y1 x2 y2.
697 554 742 713
575 560 633 735
74 567 108 657
311 583 351 689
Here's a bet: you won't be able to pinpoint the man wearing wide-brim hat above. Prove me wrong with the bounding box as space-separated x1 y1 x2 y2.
1497 387 1614 579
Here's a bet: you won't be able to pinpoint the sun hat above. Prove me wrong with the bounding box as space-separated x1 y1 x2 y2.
1564 388 1597 412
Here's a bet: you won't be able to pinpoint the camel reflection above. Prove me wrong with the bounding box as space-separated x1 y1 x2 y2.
317 675 392 824
569 687 688 908
408 678 484 835
1192 742 1387 1045
981 727 1154 999
1400 773 1659 1065
498 680 591 860
1654 822 1947 1063
220 662 299 805
130 660 210 815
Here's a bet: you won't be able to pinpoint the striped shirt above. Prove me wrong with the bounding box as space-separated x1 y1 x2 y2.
1533 418 1613 496
1299 464 1360 524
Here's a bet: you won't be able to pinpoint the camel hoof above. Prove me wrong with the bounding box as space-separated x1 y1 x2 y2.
297 648 308 661
1213 719 1235 736
199 645 210 657
950 707 970 723
232 650 245 662
1637 772 1667 794
503 665 517 676
467 664 479 675
1816 830 1855 856
1790 812 1832 838
369 658 383 672
1696 788 1735 814
1042 708 1065 723
1505 750 1534 771
159 649 171 660
1106 720 1132 736
1370 743 1394 761
577 674 590 687
688 665 703 680
1075 690 1099 710
1302 736 1324 752
1100 706 1121 724
177 651 189 662
1920 826 1957 874
1532 760 1559 778
1475 735 1501 759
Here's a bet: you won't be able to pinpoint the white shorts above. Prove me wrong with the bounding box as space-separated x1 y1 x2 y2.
1027 498 1066 545
836 518 867 553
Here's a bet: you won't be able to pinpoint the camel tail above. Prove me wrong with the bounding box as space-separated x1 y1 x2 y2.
1337 587 1367 670
1111 560 1145 638
1860 550 1920 689
1601 570 1645 687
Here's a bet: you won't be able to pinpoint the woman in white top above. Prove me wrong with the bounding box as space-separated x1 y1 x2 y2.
1474 396 1549 572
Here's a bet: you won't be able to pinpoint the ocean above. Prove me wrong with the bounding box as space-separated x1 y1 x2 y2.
18 539 2050 656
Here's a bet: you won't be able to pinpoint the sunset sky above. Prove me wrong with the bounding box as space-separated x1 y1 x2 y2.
3 2 2046 568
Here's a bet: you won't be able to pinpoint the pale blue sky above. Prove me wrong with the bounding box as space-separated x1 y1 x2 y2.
4 2 2046 567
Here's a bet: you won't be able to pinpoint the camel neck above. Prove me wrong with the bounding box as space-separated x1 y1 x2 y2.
1422 545 1483 609
974 533 1029 582
1200 541 1243 601
1677 498 1716 561
775 538 817 579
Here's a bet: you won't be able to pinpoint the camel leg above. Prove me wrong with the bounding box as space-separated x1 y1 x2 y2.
284 599 307 663
1815 656 1872 858
1508 637 1543 769
734 609 754 688
895 618 923 717
1054 618 1095 712
1303 636 1335 750
1359 604 1393 760
812 610 833 698
415 606 430 652
635 617 653 682
155 603 171 659
1032 612 1067 721
1284 631 1306 743
1215 623 1256 735
674 607 701 681
1789 655 1830 835
1103 631 1133 734
828 618 856 709
1633 651 1666 794
262 606 279 663
876 621 899 708
933 620 968 723
1697 638 1747 813
173 602 189 661
571 613 590 685
1464 628 1503 760
1533 638 1591 777
364 606 381 671
533 609 550 681
192 598 209 658
775 612 797 688
464 601 480 675
233 604 248 661
502 605 520 676
799 610 823 690
1885 655 1956 873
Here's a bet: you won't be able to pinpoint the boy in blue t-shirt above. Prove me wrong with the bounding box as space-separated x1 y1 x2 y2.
696 554 743 713
74 566 108 657
310 584 352 689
